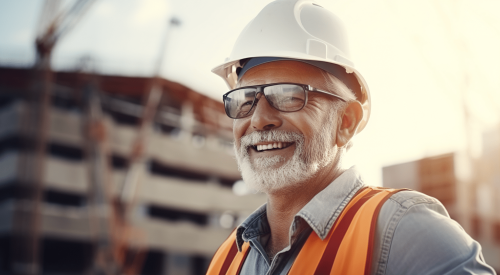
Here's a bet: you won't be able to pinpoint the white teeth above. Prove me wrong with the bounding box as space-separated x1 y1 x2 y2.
255 142 291 151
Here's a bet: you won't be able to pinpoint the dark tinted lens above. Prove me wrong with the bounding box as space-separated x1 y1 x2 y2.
264 84 306 112
224 88 257 118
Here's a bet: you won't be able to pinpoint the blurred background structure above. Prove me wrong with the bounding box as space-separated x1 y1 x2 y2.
0 65 267 274
0 1 267 274
383 133 500 271
0 0 500 274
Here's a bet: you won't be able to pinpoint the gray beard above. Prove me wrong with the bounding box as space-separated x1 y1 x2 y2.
234 129 335 193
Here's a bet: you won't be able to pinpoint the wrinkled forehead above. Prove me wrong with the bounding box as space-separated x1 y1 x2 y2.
237 60 327 88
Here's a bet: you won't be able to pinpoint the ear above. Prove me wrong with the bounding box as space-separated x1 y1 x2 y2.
336 101 363 147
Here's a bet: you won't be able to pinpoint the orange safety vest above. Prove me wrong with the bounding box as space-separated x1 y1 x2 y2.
206 187 405 275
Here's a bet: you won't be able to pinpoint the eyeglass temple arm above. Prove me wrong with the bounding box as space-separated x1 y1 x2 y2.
307 85 347 102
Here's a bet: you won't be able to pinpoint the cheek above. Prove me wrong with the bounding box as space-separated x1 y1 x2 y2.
284 112 335 144
233 119 250 146
283 113 320 136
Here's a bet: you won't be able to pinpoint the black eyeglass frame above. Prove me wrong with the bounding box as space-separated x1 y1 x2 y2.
222 82 347 119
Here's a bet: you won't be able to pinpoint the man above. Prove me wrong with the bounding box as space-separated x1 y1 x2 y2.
207 0 496 274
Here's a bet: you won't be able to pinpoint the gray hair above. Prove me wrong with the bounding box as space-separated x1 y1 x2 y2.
319 70 357 151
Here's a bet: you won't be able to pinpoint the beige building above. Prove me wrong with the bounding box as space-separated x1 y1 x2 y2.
0 67 266 274
382 133 500 272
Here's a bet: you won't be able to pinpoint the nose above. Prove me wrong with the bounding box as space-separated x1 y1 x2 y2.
250 93 283 131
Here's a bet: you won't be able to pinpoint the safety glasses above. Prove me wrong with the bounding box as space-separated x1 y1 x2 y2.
222 83 346 119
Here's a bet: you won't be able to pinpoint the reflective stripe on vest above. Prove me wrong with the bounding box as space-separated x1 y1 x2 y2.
206 187 405 275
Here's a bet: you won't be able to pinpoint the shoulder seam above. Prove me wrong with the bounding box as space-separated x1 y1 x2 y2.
388 191 440 208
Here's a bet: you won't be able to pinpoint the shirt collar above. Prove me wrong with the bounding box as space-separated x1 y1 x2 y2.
295 166 365 239
236 203 267 251
235 166 365 250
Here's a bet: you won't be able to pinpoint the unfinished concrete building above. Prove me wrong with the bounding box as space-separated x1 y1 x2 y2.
0 66 266 274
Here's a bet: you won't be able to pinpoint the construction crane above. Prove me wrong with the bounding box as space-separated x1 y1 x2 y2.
119 16 181 210
86 14 182 275
13 0 181 273
114 16 182 275
11 1 96 275
27 1 147 273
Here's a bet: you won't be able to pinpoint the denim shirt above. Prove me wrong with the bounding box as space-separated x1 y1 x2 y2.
235 167 496 275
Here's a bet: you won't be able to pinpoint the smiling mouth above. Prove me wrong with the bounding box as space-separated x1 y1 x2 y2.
251 142 294 152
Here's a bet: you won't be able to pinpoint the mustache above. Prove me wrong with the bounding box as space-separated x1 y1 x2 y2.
239 130 304 148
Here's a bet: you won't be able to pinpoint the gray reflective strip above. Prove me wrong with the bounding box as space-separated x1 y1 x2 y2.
278 228 313 275
237 57 286 80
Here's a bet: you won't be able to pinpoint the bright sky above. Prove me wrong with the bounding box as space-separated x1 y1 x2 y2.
1 0 500 186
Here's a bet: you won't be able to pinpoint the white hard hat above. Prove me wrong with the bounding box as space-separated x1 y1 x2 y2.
212 0 371 133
